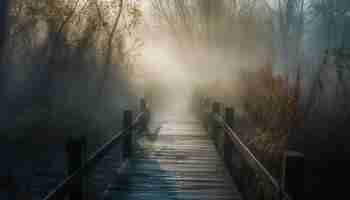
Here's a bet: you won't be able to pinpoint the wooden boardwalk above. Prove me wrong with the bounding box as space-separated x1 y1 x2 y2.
104 110 242 200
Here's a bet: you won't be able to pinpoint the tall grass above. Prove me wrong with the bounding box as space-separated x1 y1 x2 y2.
236 64 302 179
237 52 350 197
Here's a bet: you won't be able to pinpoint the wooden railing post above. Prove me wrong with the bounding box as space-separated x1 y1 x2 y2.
66 136 85 200
140 98 148 131
211 102 221 146
3 169 17 200
212 101 220 115
282 151 304 200
202 97 210 131
225 107 234 128
140 98 146 112
224 107 234 170
123 110 133 159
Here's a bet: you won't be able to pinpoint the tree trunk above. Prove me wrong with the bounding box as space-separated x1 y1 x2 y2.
98 0 124 99
45 0 80 109
0 0 8 97
0 0 7 50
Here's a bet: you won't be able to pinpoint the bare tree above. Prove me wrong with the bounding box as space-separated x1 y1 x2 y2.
1 0 142 128
98 0 124 97
303 0 350 116
276 0 307 73
46 0 81 100
152 0 273 61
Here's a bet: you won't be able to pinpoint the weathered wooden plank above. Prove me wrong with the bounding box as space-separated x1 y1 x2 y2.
107 191 241 200
104 111 242 200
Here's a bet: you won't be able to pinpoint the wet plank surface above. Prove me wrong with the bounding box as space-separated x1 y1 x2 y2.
104 111 242 200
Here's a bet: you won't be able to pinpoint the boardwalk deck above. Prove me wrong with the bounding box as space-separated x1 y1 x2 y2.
104 111 242 200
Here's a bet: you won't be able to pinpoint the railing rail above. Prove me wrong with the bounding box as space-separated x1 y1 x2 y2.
199 98 302 200
42 99 150 200
213 114 292 200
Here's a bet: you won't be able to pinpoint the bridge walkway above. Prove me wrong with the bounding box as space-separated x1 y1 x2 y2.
104 110 242 200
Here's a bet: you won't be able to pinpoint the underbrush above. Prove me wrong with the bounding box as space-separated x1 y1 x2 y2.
237 64 303 179
237 60 350 197
0 100 131 198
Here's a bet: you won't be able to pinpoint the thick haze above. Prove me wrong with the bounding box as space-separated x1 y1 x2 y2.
135 0 275 110
134 0 350 115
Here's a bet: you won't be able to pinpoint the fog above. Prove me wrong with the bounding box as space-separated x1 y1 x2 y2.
0 1 349 198
134 0 275 113
1 0 349 145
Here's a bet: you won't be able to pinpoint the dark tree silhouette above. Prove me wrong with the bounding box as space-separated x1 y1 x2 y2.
0 0 7 49
0 0 8 98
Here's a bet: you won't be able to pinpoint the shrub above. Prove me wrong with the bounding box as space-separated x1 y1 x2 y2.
238 64 303 178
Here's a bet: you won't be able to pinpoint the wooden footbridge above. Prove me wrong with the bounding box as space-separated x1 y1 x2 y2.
41 99 303 200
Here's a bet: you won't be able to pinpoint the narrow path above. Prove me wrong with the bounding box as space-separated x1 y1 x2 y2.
105 110 242 200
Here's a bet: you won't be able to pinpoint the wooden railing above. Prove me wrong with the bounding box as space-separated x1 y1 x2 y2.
42 98 150 200
199 98 304 200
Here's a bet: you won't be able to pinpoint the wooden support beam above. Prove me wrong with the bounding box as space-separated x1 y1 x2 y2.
282 150 305 200
123 110 133 159
224 107 234 170
225 107 234 128
211 102 221 146
140 98 146 112
65 136 85 200
140 98 148 131
212 101 221 115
